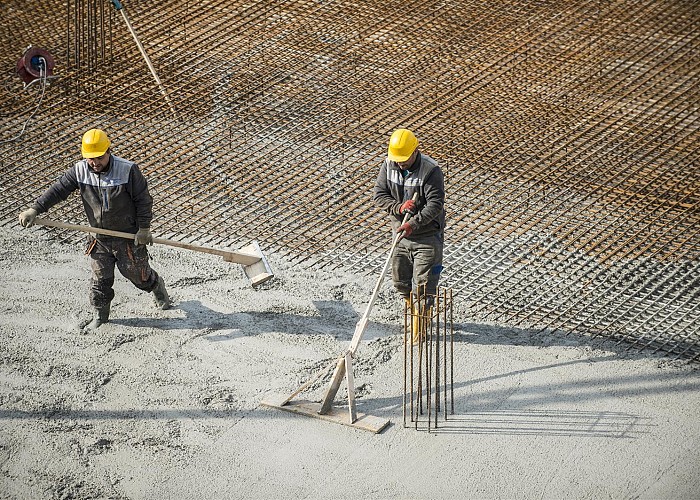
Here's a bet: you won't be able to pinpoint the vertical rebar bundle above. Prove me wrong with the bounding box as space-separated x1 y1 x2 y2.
403 286 454 432
66 0 112 98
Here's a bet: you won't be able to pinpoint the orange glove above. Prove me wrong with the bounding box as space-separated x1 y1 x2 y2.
398 222 413 238
399 199 417 215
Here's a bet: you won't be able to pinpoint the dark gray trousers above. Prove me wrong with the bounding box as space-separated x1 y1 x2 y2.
87 237 159 308
391 233 443 300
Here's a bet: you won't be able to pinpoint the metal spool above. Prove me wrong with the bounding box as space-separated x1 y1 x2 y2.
15 47 55 85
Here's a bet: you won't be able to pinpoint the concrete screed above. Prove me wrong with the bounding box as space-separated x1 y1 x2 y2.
0 227 699 499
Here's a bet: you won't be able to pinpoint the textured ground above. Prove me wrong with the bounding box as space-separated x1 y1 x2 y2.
1 226 699 500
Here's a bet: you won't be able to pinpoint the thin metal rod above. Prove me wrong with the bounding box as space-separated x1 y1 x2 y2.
114 2 180 121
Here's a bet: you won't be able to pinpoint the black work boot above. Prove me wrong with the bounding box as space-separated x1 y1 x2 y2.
86 305 110 330
152 276 171 310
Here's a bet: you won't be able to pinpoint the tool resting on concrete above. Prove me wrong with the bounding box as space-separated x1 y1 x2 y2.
261 193 419 433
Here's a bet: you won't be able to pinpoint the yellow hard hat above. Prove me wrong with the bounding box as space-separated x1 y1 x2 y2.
387 128 419 162
81 129 111 158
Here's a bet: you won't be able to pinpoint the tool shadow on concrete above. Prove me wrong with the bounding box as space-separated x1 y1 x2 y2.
109 299 396 342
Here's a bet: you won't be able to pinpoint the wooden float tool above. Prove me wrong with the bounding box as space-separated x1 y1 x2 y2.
261 193 419 433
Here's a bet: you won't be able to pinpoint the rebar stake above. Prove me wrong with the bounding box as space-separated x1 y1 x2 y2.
403 286 455 432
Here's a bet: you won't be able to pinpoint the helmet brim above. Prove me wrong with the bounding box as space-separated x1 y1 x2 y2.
387 152 412 162
82 148 108 158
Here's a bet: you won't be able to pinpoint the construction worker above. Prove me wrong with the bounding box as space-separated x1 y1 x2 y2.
18 128 170 330
374 128 445 338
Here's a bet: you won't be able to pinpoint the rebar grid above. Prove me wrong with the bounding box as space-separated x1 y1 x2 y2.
0 1 698 361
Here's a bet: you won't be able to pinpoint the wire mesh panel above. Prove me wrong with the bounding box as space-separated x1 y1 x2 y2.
0 0 698 361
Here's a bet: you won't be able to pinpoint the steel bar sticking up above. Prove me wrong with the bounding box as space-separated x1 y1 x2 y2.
65 0 112 99
0 0 698 362
108 0 179 122
404 286 454 432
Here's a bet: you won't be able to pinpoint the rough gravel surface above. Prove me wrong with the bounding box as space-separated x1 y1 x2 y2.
1 226 699 500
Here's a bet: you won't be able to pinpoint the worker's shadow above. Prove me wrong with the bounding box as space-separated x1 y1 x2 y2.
112 299 395 341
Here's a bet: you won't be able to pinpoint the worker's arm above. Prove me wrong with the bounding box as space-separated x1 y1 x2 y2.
33 164 81 214
373 159 402 215
128 163 154 230
409 165 444 231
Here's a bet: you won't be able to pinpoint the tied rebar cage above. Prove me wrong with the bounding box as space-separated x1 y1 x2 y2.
404 287 455 432
0 0 698 362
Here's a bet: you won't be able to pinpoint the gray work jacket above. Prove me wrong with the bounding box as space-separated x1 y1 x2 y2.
32 155 153 236
373 152 445 239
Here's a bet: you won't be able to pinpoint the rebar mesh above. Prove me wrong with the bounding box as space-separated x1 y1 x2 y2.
1 0 698 362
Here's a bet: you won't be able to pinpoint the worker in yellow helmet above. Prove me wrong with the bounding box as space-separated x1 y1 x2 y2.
18 128 170 331
374 128 445 341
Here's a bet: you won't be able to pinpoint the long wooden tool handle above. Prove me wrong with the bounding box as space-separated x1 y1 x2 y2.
34 217 261 265
110 0 179 122
349 191 419 353
318 192 419 415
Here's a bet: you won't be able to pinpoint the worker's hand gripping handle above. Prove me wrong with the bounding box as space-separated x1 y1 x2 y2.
397 192 419 241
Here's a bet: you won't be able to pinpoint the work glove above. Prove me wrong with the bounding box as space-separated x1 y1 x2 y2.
399 199 417 216
135 227 153 246
397 222 413 238
19 208 38 228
